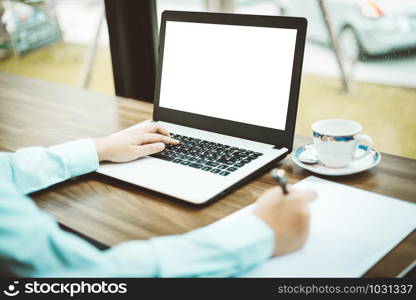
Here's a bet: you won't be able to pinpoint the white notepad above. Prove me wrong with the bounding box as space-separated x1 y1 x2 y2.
219 176 416 277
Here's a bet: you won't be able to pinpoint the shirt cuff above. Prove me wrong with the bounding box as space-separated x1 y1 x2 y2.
48 138 99 177
149 213 274 277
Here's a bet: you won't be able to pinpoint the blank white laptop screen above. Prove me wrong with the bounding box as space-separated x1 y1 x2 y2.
159 21 298 131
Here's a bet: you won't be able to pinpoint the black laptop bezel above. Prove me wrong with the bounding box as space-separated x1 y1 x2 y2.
153 11 307 150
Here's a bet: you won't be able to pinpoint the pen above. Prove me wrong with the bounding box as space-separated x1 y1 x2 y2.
271 168 289 195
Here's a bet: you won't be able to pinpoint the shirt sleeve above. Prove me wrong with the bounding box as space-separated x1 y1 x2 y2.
0 138 99 195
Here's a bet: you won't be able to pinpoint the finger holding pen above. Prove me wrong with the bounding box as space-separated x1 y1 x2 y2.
271 168 289 195
252 169 317 256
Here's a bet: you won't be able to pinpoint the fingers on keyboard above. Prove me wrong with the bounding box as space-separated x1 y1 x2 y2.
150 133 263 175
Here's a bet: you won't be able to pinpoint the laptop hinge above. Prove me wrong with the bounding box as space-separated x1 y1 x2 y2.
273 145 292 153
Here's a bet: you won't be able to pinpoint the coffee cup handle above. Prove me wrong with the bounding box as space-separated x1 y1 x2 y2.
353 134 373 160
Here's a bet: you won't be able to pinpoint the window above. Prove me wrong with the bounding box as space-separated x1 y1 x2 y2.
0 0 114 95
156 0 416 159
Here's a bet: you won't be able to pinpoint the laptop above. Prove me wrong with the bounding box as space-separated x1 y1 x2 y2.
98 11 307 204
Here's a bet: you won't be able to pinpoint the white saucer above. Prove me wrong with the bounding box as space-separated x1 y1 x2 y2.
292 143 381 176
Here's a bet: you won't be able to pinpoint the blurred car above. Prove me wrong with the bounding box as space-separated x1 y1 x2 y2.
277 0 416 60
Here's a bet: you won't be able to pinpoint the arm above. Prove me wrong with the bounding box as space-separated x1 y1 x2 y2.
0 180 273 277
0 179 313 277
0 139 98 195
0 122 179 195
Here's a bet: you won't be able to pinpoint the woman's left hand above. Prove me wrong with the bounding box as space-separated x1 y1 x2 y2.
93 122 179 162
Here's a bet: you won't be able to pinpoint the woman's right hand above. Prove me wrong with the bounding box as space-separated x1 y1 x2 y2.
253 186 317 256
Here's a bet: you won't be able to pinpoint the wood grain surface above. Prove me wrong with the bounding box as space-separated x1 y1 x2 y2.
1 72 415 277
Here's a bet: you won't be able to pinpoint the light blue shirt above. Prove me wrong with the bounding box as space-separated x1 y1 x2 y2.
0 138 274 277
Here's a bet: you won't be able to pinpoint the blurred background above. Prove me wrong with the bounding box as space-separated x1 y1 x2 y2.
0 0 415 159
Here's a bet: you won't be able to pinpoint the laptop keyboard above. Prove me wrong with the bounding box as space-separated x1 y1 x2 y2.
150 133 263 176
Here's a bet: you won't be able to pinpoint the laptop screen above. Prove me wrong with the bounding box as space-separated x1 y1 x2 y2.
158 20 298 131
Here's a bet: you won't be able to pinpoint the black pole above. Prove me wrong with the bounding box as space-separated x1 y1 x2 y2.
104 0 158 102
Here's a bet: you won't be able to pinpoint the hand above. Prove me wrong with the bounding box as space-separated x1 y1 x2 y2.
93 122 179 162
253 186 317 256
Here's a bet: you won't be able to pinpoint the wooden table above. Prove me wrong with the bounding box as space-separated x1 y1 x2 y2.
1 73 415 277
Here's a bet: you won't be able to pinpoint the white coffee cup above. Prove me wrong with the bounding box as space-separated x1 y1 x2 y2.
312 119 373 168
